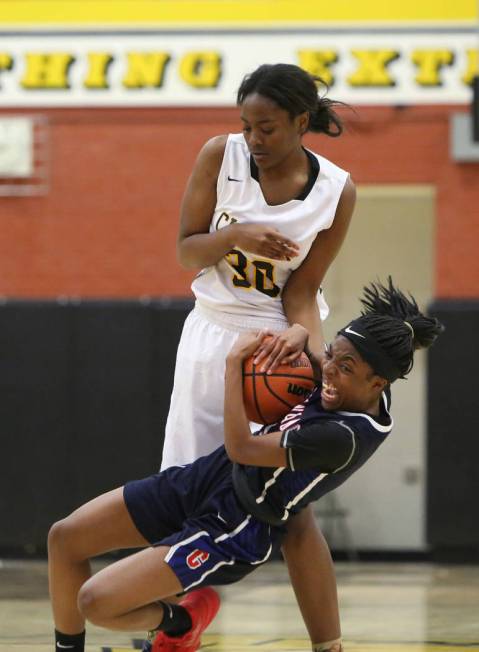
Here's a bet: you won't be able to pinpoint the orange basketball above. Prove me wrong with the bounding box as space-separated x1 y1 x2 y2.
242 352 315 424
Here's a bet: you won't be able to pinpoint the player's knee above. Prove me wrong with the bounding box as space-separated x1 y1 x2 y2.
284 507 314 539
48 518 74 555
77 581 108 625
48 515 88 562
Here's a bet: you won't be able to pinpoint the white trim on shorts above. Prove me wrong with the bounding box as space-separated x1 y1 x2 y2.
163 515 274 592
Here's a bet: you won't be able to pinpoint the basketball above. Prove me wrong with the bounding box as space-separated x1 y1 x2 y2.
242 352 315 424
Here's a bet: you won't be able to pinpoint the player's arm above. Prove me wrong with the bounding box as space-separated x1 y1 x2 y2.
282 176 356 357
224 331 287 467
256 177 356 371
177 135 236 269
224 333 355 469
177 136 300 269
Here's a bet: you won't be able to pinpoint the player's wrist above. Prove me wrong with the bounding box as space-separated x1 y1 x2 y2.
224 222 242 249
304 344 323 381
225 352 244 367
289 322 309 341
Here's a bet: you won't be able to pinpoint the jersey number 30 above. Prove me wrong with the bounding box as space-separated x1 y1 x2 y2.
226 249 280 298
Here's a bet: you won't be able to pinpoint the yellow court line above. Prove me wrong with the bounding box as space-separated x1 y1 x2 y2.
200 637 479 652
101 639 479 652
0 0 477 26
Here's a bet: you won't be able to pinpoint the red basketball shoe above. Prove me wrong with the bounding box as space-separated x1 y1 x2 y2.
142 587 220 652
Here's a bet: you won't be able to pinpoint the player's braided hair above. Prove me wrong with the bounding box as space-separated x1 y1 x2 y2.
237 63 344 137
357 277 444 379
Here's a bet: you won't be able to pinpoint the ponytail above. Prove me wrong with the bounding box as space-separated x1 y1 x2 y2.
340 277 444 382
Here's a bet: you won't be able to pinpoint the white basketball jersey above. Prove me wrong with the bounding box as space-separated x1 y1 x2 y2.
192 133 349 322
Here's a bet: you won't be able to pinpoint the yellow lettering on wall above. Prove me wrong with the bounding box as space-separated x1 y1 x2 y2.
0 53 13 71
0 53 13 89
347 50 399 86
298 50 338 86
462 50 479 85
123 52 170 88
411 50 454 86
21 53 74 89
84 52 114 89
179 52 221 88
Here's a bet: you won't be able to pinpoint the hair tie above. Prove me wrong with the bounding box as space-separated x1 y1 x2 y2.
404 321 414 337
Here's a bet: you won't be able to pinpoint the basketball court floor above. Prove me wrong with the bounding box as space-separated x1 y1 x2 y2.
1 558 478 652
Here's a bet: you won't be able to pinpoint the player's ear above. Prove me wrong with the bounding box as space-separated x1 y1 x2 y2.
296 111 309 135
371 375 388 392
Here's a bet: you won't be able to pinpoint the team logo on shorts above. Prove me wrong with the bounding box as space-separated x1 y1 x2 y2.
186 549 210 569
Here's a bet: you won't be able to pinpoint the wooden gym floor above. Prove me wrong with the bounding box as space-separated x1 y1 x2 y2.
1 558 478 652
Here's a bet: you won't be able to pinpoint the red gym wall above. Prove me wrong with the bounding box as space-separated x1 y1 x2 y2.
0 105 478 299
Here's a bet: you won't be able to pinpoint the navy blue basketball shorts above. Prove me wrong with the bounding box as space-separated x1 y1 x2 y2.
123 446 285 592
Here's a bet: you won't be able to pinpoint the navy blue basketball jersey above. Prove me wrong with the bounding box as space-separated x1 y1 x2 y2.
125 386 393 590
232 386 392 526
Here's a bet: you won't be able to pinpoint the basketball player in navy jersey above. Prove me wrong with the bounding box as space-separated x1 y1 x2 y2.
48 279 443 652
162 63 356 648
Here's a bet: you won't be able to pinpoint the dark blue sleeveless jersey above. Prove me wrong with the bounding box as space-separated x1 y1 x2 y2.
232 386 392 526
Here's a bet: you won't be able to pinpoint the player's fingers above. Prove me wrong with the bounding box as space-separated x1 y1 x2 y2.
257 342 281 368
261 341 285 372
262 248 285 260
279 241 300 255
270 241 300 259
253 335 276 364
268 230 300 251
253 348 268 365
255 232 297 256
250 243 288 261
264 339 300 372
262 242 293 259
255 329 274 344
264 349 286 373
255 329 271 345
279 349 302 366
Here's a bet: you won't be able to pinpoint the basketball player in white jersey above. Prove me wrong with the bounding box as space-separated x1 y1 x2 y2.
161 64 357 650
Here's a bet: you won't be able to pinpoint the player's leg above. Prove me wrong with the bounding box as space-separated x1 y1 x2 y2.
160 309 238 469
76 544 184 630
281 506 343 651
48 487 150 636
142 508 273 652
161 308 288 470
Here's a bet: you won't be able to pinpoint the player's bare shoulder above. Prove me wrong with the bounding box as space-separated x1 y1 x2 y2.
341 175 356 206
195 135 228 181
202 134 228 157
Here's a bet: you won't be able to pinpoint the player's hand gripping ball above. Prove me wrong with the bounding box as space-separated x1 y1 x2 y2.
242 348 315 424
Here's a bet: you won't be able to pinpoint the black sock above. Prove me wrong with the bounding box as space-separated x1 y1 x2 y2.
54 629 85 652
156 602 192 637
